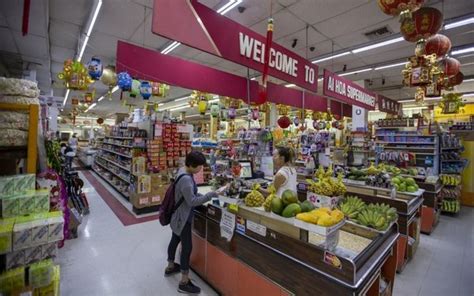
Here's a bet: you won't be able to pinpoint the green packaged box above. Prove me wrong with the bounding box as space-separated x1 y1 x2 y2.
0 176 16 197
5 249 25 270
15 174 36 193
0 266 25 293
0 218 14 255
48 212 64 243
31 216 49 246
0 195 20 218
29 259 54 288
13 218 32 250
24 245 43 264
34 189 50 213
18 190 36 215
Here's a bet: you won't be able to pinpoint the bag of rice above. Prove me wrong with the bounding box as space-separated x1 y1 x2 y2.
0 77 39 98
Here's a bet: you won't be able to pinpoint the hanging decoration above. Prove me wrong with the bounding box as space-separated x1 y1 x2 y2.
83 92 94 105
117 72 132 91
400 7 443 42
130 79 141 98
439 57 461 78
151 82 169 98
140 81 152 100
445 71 464 88
210 103 220 118
249 108 260 121
57 59 94 90
293 116 300 127
87 57 103 80
376 0 424 17
257 18 274 105
277 104 291 129
198 100 208 115
228 107 237 119
97 118 104 125
438 93 464 114
424 34 451 57
191 91 212 114
100 66 118 99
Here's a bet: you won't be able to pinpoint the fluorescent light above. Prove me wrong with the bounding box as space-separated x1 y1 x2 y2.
62 89 70 106
401 97 441 103
339 68 373 77
444 17 474 30
162 103 189 111
85 103 97 112
352 37 404 54
161 41 181 55
464 78 474 82
312 51 351 64
403 106 428 111
98 86 119 102
77 0 102 62
169 105 190 112
285 84 296 88
251 77 257 80
451 47 474 56
464 92 474 97
174 96 190 102
158 103 164 106
375 62 407 70
98 96 105 102
217 0 242 15
209 99 220 103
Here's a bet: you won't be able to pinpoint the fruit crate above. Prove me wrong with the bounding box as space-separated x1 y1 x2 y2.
343 220 397 238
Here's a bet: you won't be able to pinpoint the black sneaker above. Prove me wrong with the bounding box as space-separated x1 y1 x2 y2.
164 263 181 277
178 280 201 294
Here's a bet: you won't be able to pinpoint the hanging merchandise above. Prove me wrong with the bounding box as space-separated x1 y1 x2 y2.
438 93 465 114
376 0 424 17
139 81 152 100
100 66 118 98
293 116 300 127
87 57 103 80
250 108 260 121
97 118 104 124
191 91 212 114
117 72 132 91
130 79 141 98
83 91 94 105
257 18 274 105
210 103 220 118
198 100 208 115
400 7 443 42
228 107 237 119
278 116 291 128
57 59 94 90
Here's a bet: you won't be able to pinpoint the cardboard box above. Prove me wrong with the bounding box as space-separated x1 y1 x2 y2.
31 218 49 246
5 250 25 270
41 243 58 259
34 190 50 213
1 196 20 218
18 191 36 215
13 222 32 250
132 157 146 175
24 246 43 265
0 218 14 255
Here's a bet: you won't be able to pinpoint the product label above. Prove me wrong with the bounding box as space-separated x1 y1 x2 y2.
219 211 236 242
246 220 267 237
235 216 246 234
323 251 342 270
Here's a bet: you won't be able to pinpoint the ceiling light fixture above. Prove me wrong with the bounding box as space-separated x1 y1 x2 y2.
312 51 351 64
169 105 190 112
161 41 181 55
352 37 404 54
62 89 70 107
285 84 296 88
174 96 190 102
463 78 474 82
451 46 474 56
77 0 103 61
158 103 165 106
374 61 407 70
217 0 242 15
444 16 474 30
339 68 373 77
250 77 257 80
85 103 97 113
208 99 220 103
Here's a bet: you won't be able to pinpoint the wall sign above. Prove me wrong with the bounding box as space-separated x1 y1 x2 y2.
323 69 376 110
377 94 402 115
152 0 318 92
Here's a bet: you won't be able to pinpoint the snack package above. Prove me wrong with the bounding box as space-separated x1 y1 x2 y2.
18 191 36 215
24 245 43 265
5 249 25 270
34 190 50 213
0 175 16 196
47 212 64 243
13 218 33 250
15 174 36 193
1 195 20 218
0 266 25 294
31 215 49 246
33 265 60 296
0 218 14 254
41 242 58 259
29 259 54 288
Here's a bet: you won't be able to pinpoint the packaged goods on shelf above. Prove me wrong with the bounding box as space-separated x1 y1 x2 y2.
0 219 14 254
0 174 35 197
0 266 25 294
0 77 40 98
29 259 55 288
0 112 29 131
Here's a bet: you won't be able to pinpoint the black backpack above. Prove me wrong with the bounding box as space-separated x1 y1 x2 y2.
159 174 190 226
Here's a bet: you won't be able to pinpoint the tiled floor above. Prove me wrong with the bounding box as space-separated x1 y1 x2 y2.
58 171 473 296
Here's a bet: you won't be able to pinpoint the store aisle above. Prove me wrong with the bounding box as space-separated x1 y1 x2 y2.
394 207 474 296
57 172 217 296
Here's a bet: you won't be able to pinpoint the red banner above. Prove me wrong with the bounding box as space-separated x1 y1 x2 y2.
152 0 318 92
322 69 376 110
377 94 401 115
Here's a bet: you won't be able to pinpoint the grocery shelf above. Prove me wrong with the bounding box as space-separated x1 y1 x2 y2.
97 155 131 172
103 142 133 148
378 146 435 151
376 141 436 145
441 147 463 150
375 134 436 137
105 135 134 140
95 160 130 183
92 168 130 199
100 147 132 158
441 159 464 162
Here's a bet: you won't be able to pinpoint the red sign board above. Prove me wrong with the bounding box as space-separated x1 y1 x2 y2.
152 0 318 92
322 69 376 110
377 95 401 115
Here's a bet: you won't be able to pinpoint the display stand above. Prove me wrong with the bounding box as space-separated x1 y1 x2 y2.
0 103 39 174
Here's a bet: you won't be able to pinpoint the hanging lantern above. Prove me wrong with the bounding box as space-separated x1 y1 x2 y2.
415 87 425 104
198 100 208 115
140 81 152 100
97 118 104 125
250 108 260 121
210 104 220 118
71 97 79 106
439 57 461 77
228 107 237 119
101 66 118 100
376 0 424 16
87 57 103 80
277 116 291 129
293 116 300 126
425 34 451 57
151 82 161 96
117 72 132 91
400 7 443 42
447 71 464 87
158 84 170 97
57 59 94 90
130 79 141 98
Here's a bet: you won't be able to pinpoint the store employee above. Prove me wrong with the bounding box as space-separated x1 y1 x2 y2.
269 146 297 197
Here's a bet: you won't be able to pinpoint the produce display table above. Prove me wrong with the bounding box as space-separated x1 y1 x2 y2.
343 182 424 273
190 199 399 296
416 180 443 234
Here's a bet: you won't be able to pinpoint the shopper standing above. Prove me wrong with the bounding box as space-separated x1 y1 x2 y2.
271 146 297 197
68 133 78 152
165 151 218 294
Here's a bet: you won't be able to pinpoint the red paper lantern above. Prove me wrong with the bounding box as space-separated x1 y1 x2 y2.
277 116 291 129
425 34 451 57
377 0 424 16
447 72 464 87
400 7 443 42
439 57 461 77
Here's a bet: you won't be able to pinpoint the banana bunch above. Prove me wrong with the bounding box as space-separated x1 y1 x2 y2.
307 166 347 197
339 196 366 219
441 199 460 213
357 208 388 231
440 174 461 186
245 183 265 207
366 163 381 176
367 203 398 223
263 185 276 212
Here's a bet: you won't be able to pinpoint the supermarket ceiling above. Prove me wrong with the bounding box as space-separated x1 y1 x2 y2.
0 0 473 116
